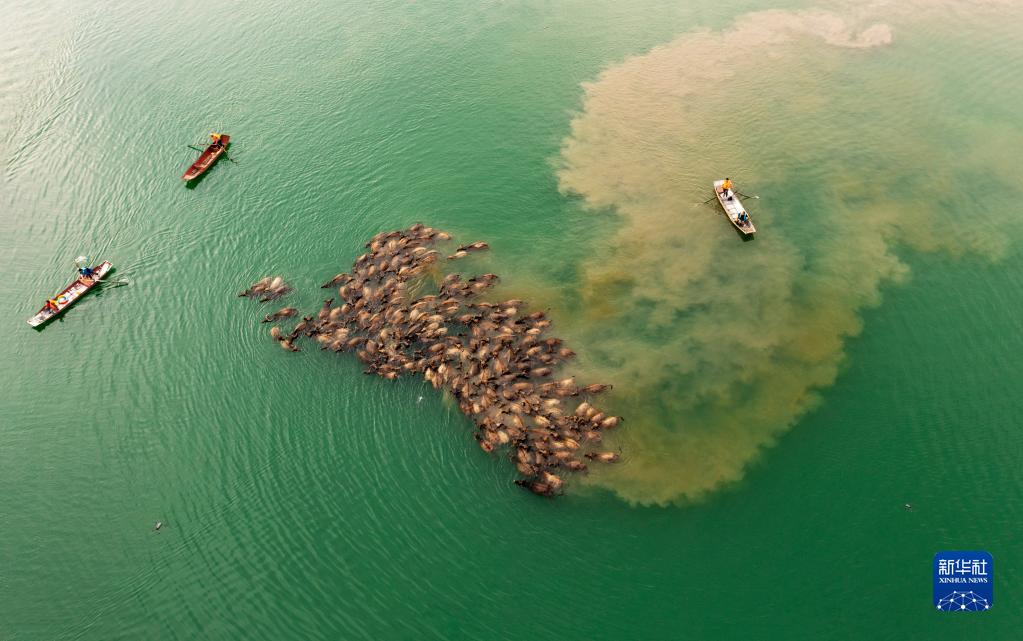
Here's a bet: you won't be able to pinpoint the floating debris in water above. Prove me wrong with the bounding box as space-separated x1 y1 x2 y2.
244 224 624 497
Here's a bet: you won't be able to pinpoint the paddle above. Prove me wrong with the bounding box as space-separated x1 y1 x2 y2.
78 271 125 286
187 144 238 164
736 191 760 200
71 260 127 287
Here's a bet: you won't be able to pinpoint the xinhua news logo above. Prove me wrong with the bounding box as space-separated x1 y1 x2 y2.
933 551 993 611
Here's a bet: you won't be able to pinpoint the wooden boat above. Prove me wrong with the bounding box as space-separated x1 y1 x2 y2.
182 134 230 181
714 179 756 236
28 261 113 327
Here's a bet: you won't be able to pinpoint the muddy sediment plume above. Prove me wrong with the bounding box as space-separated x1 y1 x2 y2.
555 5 1016 505
246 224 622 497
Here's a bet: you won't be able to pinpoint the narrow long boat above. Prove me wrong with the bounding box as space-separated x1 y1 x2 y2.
27 261 113 327
714 179 756 236
182 134 230 181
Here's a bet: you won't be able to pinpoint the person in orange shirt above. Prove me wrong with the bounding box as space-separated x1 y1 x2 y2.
721 177 733 199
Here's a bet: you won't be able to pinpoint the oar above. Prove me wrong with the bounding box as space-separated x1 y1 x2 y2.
187 144 239 164
736 191 760 200
89 273 129 289
76 267 127 287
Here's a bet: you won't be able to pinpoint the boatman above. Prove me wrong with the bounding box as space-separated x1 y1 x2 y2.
210 132 223 146
45 298 60 313
721 177 734 200
78 265 95 282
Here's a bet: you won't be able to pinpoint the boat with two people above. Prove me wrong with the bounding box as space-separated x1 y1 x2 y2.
714 178 756 236
27 257 113 327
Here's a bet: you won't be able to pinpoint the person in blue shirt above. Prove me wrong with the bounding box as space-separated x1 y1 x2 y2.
78 265 96 282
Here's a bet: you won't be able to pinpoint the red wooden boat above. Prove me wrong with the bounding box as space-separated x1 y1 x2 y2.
182 133 230 181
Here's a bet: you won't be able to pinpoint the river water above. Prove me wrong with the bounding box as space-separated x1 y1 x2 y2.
2 0 1021 638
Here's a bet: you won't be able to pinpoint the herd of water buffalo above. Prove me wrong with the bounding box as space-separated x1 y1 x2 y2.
239 224 622 497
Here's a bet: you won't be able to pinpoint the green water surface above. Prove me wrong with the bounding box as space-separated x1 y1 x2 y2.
2 0 1021 639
